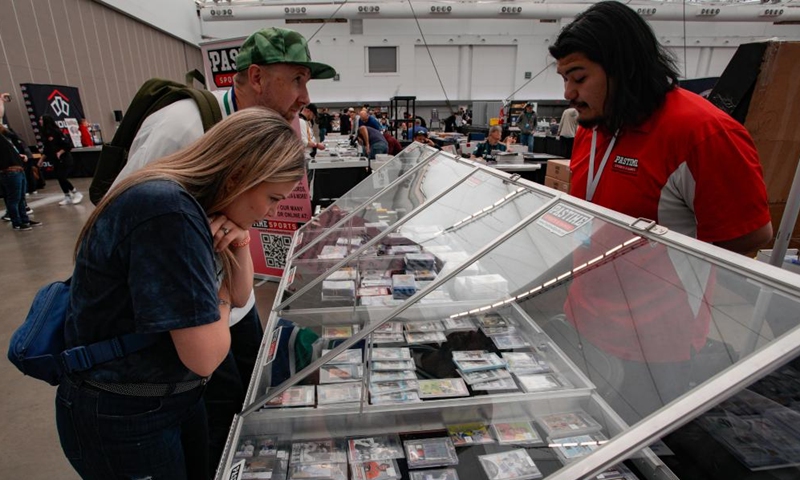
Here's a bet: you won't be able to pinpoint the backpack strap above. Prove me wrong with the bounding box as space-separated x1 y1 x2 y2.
60 332 158 374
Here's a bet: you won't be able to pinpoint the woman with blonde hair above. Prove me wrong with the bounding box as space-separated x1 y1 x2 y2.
55 107 305 480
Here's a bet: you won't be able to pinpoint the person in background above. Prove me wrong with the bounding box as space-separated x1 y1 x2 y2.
357 125 389 160
78 119 94 147
106 26 335 476
1 93 39 201
413 128 438 149
40 115 83 205
1 123 42 230
56 108 305 480
358 109 382 131
339 108 352 135
383 129 403 156
470 125 514 161
443 112 457 133
547 0 771 424
516 102 537 152
300 103 325 156
557 107 578 156
549 118 559 135
316 107 331 143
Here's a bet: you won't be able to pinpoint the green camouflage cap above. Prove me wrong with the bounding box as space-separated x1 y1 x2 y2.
236 27 336 79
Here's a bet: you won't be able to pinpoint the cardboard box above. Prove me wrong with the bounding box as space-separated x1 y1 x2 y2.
544 175 570 194
546 159 572 183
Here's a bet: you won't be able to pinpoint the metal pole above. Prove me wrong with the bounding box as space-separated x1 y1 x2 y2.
769 154 800 268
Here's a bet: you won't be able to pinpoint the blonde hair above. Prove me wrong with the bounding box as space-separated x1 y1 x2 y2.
76 107 305 290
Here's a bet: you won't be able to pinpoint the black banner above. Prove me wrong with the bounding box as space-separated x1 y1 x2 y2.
20 83 86 149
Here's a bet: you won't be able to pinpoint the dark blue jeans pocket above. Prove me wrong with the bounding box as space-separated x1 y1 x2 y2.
55 385 83 461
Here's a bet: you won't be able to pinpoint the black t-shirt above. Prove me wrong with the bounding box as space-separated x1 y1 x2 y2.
67 180 220 384
317 112 332 130
0 131 23 170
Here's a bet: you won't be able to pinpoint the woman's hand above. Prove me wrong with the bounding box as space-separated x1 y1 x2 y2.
209 214 249 253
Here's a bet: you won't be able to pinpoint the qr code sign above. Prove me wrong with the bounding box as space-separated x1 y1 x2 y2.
260 232 293 268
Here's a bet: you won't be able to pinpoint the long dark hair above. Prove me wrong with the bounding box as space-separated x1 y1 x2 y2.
548 1 680 133
40 114 61 137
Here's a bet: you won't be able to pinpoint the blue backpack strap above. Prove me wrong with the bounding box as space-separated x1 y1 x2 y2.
61 333 158 374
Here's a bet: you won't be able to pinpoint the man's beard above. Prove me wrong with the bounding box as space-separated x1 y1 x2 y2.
577 116 603 129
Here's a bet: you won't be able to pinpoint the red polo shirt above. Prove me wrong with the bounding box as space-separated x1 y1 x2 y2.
565 88 770 362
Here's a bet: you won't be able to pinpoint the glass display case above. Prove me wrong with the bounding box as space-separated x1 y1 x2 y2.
217 145 800 480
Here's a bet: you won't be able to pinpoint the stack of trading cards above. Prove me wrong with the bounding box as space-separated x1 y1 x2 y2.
317 382 363 407
490 422 544 446
290 439 347 465
367 347 419 404
548 433 609 465
405 331 447 345
360 270 394 289
409 269 438 282
442 316 477 333
318 245 349 259
452 351 507 373
409 468 459 480
514 373 567 394
347 435 406 464
447 422 496 446
476 313 517 337
536 410 603 440
490 334 531 350
406 320 446 333
236 435 289 480
502 351 552 375
405 252 437 271
369 323 406 344
458 367 513 387
263 386 316 409
371 359 416 371
370 370 418 383
418 378 470 399
592 463 639 480
369 347 412 361
319 365 364 384
287 462 348 480
404 437 459 469
478 449 543 480
321 280 356 302
358 287 393 298
392 274 418 299
322 325 360 340
350 459 402 480
321 349 362 366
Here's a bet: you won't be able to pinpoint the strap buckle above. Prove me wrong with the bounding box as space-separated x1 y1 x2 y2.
61 346 93 373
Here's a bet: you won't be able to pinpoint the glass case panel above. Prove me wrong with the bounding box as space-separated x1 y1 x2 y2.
292 143 435 260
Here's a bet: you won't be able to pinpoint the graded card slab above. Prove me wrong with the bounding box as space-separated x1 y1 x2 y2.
369 347 412 360
453 352 507 373
370 390 423 405
442 317 477 332
477 313 510 328
354 459 402 480
243 455 283 479
536 410 603 439
288 462 347 480
317 382 363 405
593 463 639 480
550 434 607 463
418 378 470 399
515 373 564 393
373 322 404 334
478 449 543 480
502 352 551 375
264 386 316 408
409 468 460 480
405 320 445 333
405 331 447 344
371 360 416 371
236 435 279 458
404 437 459 468
470 378 519 392
491 334 530 350
491 422 544 445
321 348 362 365
369 379 420 395
319 364 363 384
447 422 496 446
327 267 357 281
347 435 405 463
290 439 347 464
481 325 518 337
370 370 418 382
459 368 512 386
322 325 357 339
371 332 407 344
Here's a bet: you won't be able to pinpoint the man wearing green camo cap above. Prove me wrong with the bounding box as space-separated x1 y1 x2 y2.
232 27 336 122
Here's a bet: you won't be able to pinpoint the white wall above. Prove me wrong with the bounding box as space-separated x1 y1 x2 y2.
97 0 201 44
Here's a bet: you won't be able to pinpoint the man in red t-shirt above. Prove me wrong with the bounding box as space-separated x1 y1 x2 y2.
546 1 772 424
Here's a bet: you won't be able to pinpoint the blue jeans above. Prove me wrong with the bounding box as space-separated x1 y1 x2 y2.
318 128 327 143
56 376 209 480
519 133 534 153
0 170 30 227
370 141 388 160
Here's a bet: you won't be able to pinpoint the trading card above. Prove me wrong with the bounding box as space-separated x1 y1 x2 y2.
288 462 347 480
354 459 402 480
237 435 279 458
404 437 459 468
337 237 364 247
371 332 407 344
477 313 509 328
502 352 551 375
370 370 418 382
442 317 477 332
593 463 639 480
481 325 518 337
361 278 394 289
370 390 423 405
327 267 357 281
491 422 544 445
515 374 563 393
243 456 282 479
447 422 496 446
405 331 447 344
459 368 512 386
347 435 405 463
321 349 362 365
317 382 363 405
409 468 460 480
318 245 349 259
290 439 347 464
373 322 404 334
405 320 445 333
418 378 470 399
470 378 519 391
321 280 356 301
359 287 393 297
322 325 354 339
319 365 364 384
369 380 420 395
371 360 416 371
263 386 315 408
536 410 603 439
478 449 542 480
550 434 607 463
453 352 507 373
409 269 438 281
490 334 530 350
369 347 412 360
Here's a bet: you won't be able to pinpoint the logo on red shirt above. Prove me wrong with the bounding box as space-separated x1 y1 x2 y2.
612 155 639 175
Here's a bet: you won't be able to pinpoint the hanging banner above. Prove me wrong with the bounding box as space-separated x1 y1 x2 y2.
20 83 86 148
200 37 244 91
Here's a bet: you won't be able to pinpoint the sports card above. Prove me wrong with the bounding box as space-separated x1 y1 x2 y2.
373 322 404 334
236 435 279 458
550 434 607 463
371 360 416 371
536 410 603 439
409 468 460 480
264 386 316 408
491 334 530 350
290 439 347 464
453 353 507 373
459 368 512 385
418 378 470 399
502 352 551 375
243 456 283 479
371 332 407 344
370 390 423 405
405 320 445 333
321 348 362 365
317 382 363 405
515 373 563 393
405 331 447 344
369 347 412 360
319 364 363 384
470 378 519 391
354 459 402 480
476 313 510 328
478 449 542 480
369 380 420 395
370 370 418 382
347 435 405 463
404 437 458 468
287 462 347 480
491 422 543 445
442 317 477 332
447 422 496 446
322 325 354 339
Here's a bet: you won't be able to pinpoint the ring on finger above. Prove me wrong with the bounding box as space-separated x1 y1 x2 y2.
222 227 231 236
